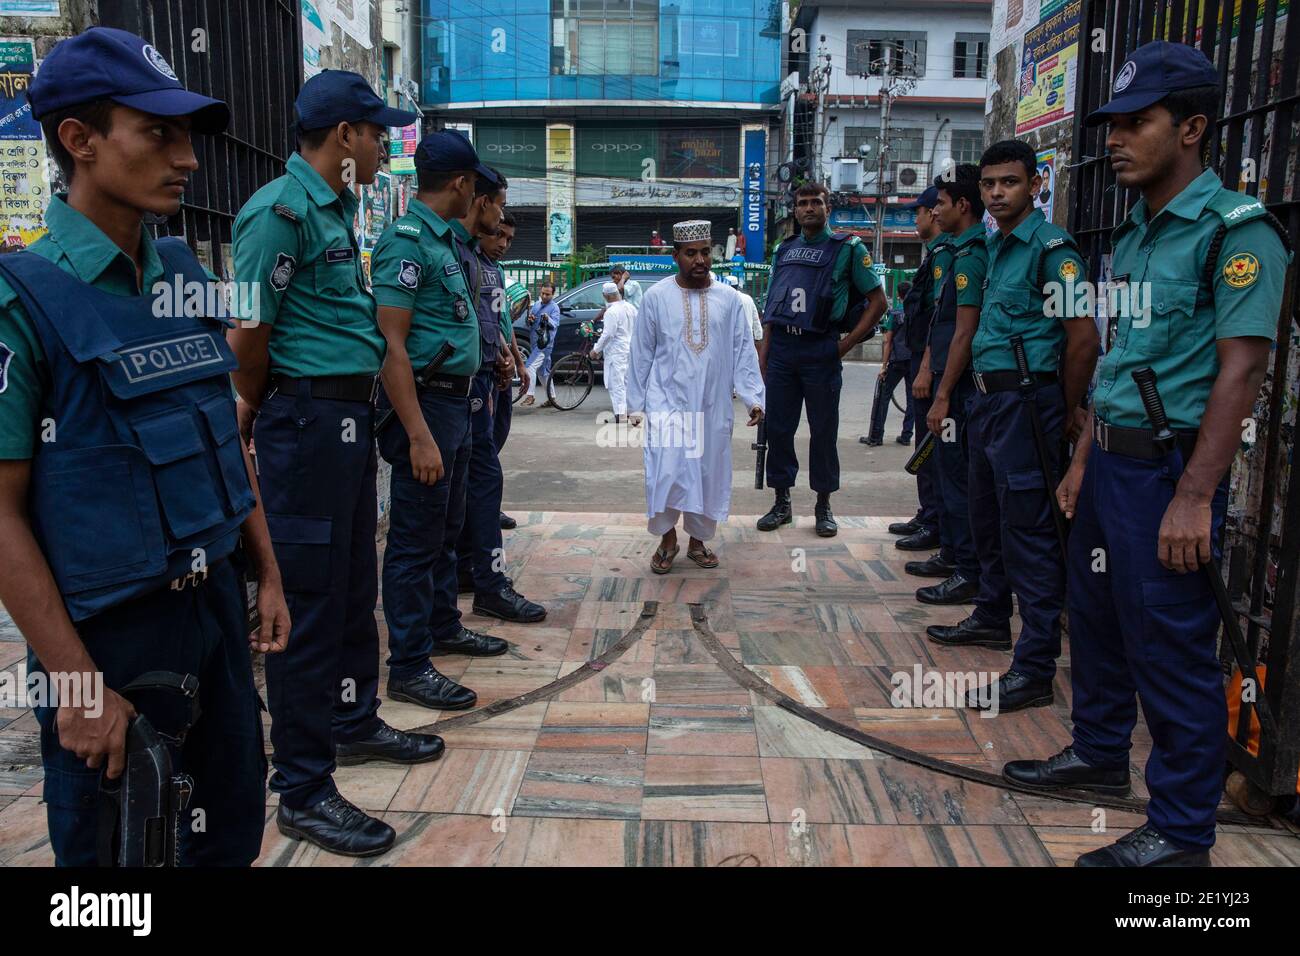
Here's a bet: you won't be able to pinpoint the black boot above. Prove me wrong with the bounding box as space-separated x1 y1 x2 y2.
388 666 478 711
499 512 517 530
916 572 979 605
1001 746 1131 794
896 528 941 551
967 670 1054 713
276 793 395 857
336 722 445 766
814 494 838 537
1075 824 1210 867
926 614 1012 649
757 488 793 531
888 516 924 536
905 553 956 578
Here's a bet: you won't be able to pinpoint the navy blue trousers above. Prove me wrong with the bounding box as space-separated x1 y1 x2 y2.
456 363 508 595
867 360 915 442
966 386 1066 681
908 352 940 534
495 382 512 452
932 373 980 579
1068 444 1228 850
764 327 841 494
379 388 472 681
256 391 383 810
34 559 266 866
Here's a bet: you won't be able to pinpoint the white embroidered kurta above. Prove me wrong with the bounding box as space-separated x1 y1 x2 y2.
594 299 637 415
627 275 766 523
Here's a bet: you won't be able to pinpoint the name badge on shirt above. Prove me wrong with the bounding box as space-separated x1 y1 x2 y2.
444 263 461 276
325 248 356 263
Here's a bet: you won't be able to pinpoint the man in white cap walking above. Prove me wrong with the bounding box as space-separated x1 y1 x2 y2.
591 281 637 421
628 220 765 573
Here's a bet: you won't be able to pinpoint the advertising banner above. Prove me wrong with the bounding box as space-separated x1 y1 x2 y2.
1015 0 1081 136
742 128 765 262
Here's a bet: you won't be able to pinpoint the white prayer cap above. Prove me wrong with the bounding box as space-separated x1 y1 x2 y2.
722 274 740 288
673 219 711 243
601 281 620 296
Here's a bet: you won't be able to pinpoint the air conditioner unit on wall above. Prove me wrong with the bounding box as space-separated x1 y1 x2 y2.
892 161 930 195
832 158 863 193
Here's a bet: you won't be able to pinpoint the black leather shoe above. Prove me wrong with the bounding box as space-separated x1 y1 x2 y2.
276 793 395 857
473 585 546 623
905 553 955 578
336 722 445 766
967 669 1053 713
499 512 517 530
916 572 978 605
814 504 838 537
859 435 883 446
433 625 510 656
896 434 912 445
888 517 923 536
388 666 477 711
926 614 1012 649
896 528 940 551
1076 824 1211 868
1002 746 1130 795
757 489 793 531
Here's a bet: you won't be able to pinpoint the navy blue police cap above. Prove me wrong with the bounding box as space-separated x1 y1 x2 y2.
904 185 941 210
27 27 230 133
295 70 417 131
1086 41 1220 126
414 130 497 183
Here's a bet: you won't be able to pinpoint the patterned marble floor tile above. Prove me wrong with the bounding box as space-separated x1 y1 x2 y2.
492 626 578 662
457 659 562 699
434 701 548 751
773 822 1055 866
753 706 876 759
1210 830 1300 866
333 762 410 813
641 754 769 822
512 752 644 820
574 601 654 630
647 703 759 756
631 820 776 866
555 660 655 702
963 703 1075 772
834 629 939 667
746 665 850 708
812 602 903 634
738 630 855 666
853 707 985 757
536 701 650 753
0 796 54 866
873 756 1027 826
730 591 820 632
388 748 530 815
650 664 753 706
496 816 631 865
655 627 724 665
761 757 894 824
1009 792 1147 831
836 665 913 708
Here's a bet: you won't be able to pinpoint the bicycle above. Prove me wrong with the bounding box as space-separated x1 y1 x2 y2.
546 318 600 411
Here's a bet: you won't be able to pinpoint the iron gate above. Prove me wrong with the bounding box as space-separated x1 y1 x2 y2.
1070 0 1300 798
97 0 302 278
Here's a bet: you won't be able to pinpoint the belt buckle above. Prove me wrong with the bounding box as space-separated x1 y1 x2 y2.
1093 418 1109 452
972 371 987 395
169 567 210 592
784 324 801 336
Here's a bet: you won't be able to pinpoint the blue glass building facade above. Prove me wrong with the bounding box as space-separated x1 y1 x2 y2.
420 0 783 105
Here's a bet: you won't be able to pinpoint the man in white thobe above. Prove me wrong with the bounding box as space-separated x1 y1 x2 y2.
591 281 637 421
627 219 765 573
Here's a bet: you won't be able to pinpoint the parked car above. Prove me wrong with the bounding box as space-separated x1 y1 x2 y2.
512 271 663 362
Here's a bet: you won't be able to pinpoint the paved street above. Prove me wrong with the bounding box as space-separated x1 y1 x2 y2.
2 510 1294 867
501 360 922 519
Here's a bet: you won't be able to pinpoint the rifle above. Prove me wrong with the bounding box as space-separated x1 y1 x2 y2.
1011 335 1069 564
372 341 456 437
1131 366 1279 741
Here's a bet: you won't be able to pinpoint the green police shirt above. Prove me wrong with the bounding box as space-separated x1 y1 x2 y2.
770 224 883 324
973 208 1087 374
0 195 169 459
1093 169 1290 430
232 152 384 378
950 222 989 310
371 198 480 378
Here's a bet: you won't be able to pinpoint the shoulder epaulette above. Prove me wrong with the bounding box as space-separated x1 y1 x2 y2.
393 220 423 240
272 203 299 222
1044 236 1064 249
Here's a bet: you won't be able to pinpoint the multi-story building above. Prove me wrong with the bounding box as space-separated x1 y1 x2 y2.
415 0 784 260
790 0 992 269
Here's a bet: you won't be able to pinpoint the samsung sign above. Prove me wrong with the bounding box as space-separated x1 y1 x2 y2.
742 129 766 263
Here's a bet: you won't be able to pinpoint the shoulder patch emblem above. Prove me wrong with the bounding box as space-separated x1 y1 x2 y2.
272 203 299 222
1058 259 1079 281
269 253 296 292
399 259 422 290
956 274 969 291
932 265 942 280
0 341 12 395
862 253 872 268
1223 252 1260 289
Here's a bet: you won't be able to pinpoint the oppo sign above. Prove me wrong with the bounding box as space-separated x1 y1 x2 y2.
486 143 538 154
589 142 644 153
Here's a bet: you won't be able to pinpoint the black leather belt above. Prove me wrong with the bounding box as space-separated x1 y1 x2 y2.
776 323 833 337
972 369 1058 395
267 374 377 403
1093 418 1199 461
418 372 472 398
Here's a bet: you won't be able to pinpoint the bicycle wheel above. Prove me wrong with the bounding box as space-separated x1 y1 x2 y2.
547 352 594 410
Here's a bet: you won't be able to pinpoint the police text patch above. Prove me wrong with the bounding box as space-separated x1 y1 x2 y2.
1223 253 1260 288
118 333 224 384
270 253 296 292
0 341 12 395
399 260 422 289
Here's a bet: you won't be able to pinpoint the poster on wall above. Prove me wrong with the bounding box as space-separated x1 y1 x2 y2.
302 0 333 79
0 39 48 248
1033 147 1056 221
742 129 765 263
546 126 574 259
1015 0 1080 136
0 2 61 15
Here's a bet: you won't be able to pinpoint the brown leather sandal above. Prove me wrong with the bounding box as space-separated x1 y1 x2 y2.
686 545 719 568
651 544 680 574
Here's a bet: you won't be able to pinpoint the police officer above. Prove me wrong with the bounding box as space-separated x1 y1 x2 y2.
0 27 289 865
373 131 509 716
891 187 952 562
490 212 529 529
926 140 1099 714
859 286 913 446
230 71 442 858
1004 42 1290 866
451 171 545 622
916 165 987 608
757 182 887 536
